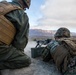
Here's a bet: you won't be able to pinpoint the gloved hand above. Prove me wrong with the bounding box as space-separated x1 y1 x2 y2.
47 40 59 53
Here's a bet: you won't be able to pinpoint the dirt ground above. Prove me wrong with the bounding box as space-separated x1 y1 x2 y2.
1 41 61 75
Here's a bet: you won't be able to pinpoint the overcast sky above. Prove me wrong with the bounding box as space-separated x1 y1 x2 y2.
0 0 76 32
38 0 76 32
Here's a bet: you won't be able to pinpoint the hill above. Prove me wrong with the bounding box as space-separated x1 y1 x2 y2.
29 29 76 40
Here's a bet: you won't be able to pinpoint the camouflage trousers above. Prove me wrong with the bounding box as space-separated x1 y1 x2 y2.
64 57 76 75
64 66 76 75
0 45 31 70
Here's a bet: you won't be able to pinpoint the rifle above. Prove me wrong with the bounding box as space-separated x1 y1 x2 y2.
31 39 52 58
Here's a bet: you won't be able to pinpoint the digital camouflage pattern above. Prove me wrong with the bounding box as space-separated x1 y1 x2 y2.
42 27 76 75
0 45 31 69
54 27 70 38
0 1 31 69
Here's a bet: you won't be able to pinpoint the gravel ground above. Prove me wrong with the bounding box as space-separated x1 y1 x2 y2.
1 41 61 75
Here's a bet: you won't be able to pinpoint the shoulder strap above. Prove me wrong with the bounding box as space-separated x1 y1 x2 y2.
0 1 22 15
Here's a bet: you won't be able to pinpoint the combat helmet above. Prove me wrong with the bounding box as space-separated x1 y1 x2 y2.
54 27 70 38
23 0 31 8
12 0 31 9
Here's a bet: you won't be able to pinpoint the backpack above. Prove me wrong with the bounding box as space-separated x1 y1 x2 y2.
0 1 22 45
59 38 76 56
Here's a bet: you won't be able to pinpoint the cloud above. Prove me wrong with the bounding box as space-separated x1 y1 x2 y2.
35 0 76 32
0 0 11 2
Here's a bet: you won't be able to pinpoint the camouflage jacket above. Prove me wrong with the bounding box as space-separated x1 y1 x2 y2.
42 38 76 75
5 1 29 50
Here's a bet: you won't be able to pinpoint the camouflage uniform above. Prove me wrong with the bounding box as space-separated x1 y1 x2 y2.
42 27 76 75
0 0 31 70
